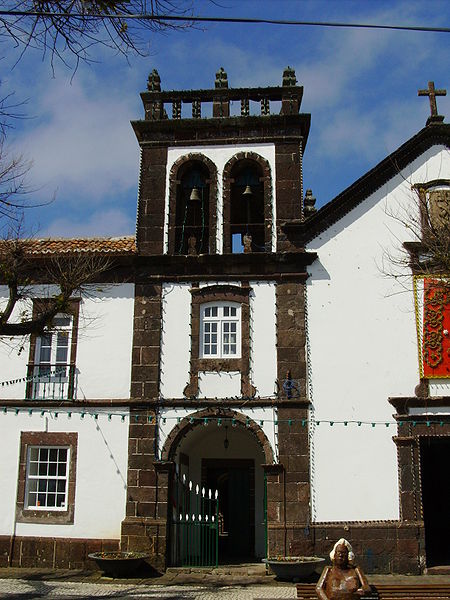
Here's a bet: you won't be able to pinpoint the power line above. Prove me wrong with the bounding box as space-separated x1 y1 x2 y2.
0 10 449 34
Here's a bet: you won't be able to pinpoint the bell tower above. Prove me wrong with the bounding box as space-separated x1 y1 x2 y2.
123 68 317 570
132 66 311 255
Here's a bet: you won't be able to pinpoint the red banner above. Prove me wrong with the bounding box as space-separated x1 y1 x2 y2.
423 279 450 378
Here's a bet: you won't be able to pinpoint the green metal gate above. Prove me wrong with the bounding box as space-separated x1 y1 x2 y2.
172 474 219 567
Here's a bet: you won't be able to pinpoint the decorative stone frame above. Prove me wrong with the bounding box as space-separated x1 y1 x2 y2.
412 178 450 235
26 299 80 400
183 284 255 398
394 423 450 522
160 407 275 463
167 153 218 255
16 431 78 524
222 152 273 254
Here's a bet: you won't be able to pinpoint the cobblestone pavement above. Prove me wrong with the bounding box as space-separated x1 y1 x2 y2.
0 579 296 599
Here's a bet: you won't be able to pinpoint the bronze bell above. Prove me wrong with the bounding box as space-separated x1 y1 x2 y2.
242 185 253 197
189 187 201 201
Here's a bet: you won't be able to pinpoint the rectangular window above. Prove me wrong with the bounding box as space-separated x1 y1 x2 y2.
16 432 77 525
25 447 69 510
28 310 78 400
201 303 241 358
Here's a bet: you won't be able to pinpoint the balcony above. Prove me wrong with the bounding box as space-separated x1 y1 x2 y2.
26 364 77 401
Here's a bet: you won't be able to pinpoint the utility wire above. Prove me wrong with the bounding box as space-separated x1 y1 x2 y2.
0 10 449 34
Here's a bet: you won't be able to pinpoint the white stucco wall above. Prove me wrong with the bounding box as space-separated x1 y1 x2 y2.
159 283 191 399
306 145 450 522
164 143 277 253
0 284 134 401
0 408 129 539
158 281 278 400
250 281 277 397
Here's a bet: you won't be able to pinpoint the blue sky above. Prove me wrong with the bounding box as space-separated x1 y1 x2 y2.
1 0 450 238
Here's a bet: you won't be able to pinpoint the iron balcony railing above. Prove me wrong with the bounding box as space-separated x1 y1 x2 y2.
26 364 77 401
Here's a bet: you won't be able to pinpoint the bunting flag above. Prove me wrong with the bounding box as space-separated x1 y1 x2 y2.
421 277 450 378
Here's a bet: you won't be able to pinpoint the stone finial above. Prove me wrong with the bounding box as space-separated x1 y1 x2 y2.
282 66 297 87
147 69 161 92
215 67 228 89
303 189 317 217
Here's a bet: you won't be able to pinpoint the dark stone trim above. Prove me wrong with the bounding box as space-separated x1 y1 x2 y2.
0 398 310 408
140 85 304 104
222 151 273 253
285 124 450 244
134 251 317 279
167 153 218 254
0 535 119 569
184 283 253 398
16 432 78 525
1 399 135 407
288 521 423 574
389 395 450 415
393 416 450 568
132 114 311 149
160 407 275 464
263 463 284 475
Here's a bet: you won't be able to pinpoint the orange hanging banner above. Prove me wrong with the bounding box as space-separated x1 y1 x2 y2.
422 278 450 378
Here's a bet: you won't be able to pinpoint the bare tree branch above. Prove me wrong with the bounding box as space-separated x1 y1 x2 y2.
0 1 195 69
0 236 112 336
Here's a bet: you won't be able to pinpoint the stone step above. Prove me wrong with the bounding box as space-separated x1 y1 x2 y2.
166 563 268 577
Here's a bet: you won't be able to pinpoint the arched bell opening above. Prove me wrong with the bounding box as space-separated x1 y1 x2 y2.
174 160 211 255
164 411 273 565
229 159 265 253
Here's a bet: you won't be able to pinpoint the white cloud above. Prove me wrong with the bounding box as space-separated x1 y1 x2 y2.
10 72 140 206
42 208 135 238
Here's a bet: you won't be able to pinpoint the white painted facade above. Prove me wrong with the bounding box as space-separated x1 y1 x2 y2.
306 145 450 522
163 143 277 254
0 408 129 539
159 280 278 400
0 283 134 400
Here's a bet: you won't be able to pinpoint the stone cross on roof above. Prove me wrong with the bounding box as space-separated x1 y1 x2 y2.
418 81 446 124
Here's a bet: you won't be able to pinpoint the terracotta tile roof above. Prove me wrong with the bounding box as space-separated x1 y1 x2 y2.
0 236 137 256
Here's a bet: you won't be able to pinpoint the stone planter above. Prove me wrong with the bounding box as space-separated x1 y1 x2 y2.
88 551 149 578
263 556 325 581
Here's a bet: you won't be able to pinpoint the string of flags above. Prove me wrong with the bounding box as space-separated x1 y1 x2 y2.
0 406 446 428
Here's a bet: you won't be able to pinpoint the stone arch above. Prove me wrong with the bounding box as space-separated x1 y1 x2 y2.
161 407 275 464
222 151 273 253
167 153 218 254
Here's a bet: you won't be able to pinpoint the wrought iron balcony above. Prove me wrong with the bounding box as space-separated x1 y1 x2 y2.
26 364 77 401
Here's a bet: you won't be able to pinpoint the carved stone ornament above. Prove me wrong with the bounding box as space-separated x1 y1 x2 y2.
316 538 371 600
428 188 450 231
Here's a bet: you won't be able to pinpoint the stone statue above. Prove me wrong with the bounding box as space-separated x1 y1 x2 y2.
187 235 197 256
316 539 371 600
243 233 252 253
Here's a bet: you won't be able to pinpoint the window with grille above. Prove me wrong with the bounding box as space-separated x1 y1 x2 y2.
25 446 69 510
200 302 241 358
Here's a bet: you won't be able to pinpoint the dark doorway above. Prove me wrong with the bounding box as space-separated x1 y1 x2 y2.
420 436 450 566
203 459 254 563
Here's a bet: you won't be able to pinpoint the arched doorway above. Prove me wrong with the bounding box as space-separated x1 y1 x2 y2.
162 410 274 565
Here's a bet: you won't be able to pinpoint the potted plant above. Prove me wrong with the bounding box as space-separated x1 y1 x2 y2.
263 555 325 581
88 551 149 578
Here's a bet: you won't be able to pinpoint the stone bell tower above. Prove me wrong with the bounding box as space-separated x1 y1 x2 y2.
122 68 317 569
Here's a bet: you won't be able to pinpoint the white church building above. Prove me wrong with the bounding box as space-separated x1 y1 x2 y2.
0 68 448 574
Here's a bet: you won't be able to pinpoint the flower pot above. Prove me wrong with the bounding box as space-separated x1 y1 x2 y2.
88 551 149 578
263 556 325 581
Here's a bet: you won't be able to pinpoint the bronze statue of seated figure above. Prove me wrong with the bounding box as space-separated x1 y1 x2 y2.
316 538 371 600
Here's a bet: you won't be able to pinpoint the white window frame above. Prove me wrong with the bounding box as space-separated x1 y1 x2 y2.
33 313 73 399
24 446 70 511
200 301 241 359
